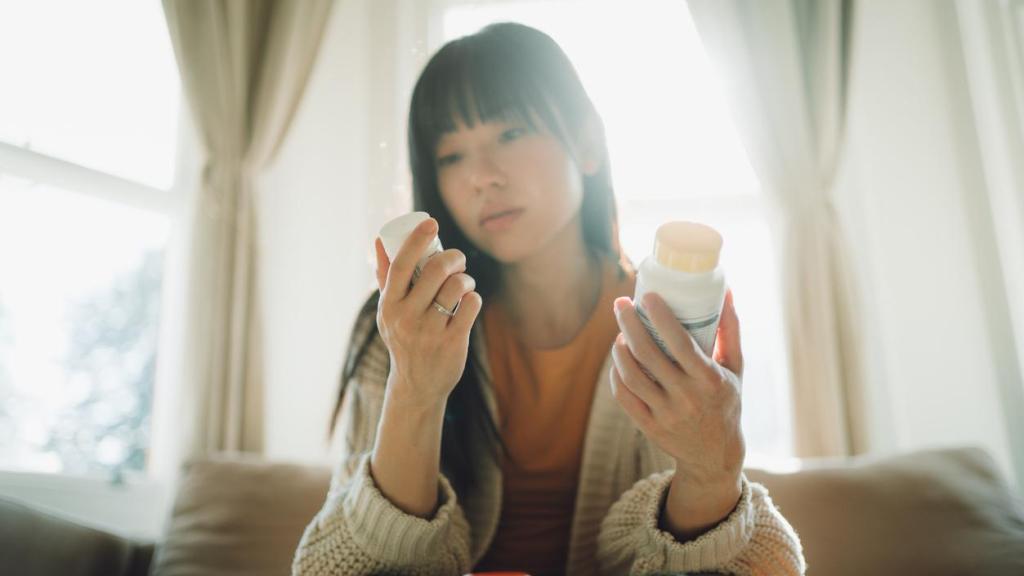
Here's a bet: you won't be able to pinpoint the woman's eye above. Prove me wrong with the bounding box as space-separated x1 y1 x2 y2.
436 153 460 168
500 128 525 142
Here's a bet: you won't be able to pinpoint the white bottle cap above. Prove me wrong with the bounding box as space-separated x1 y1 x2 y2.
379 211 443 269
653 221 722 273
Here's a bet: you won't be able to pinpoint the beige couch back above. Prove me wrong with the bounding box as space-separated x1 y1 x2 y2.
151 447 1024 575
746 447 1024 575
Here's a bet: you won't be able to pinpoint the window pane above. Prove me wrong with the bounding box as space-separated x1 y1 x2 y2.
0 0 180 190
0 175 169 478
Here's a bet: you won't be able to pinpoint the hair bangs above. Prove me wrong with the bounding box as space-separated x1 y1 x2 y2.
410 34 569 158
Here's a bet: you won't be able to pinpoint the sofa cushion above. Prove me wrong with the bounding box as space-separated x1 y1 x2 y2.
745 446 1024 576
0 495 153 576
151 453 331 576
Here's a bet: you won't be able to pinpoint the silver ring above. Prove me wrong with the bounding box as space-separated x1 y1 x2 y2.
432 299 456 317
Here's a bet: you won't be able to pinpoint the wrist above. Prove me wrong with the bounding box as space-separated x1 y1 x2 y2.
661 472 743 542
379 386 447 443
384 372 449 416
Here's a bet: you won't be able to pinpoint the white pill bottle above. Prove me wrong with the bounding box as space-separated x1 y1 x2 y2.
633 221 727 358
378 211 443 282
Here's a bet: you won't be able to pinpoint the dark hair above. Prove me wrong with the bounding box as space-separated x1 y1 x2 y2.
330 22 632 498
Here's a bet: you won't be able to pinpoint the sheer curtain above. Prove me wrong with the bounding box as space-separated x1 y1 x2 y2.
687 0 867 457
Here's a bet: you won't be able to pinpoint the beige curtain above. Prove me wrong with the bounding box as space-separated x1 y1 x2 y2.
161 0 333 458
687 0 867 457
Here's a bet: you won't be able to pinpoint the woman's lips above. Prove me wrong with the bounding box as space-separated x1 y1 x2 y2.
480 208 524 232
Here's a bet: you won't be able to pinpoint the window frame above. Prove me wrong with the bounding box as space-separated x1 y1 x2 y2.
0 141 175 215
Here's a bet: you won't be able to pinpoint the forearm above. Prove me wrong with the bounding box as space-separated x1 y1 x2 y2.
370 377 447 518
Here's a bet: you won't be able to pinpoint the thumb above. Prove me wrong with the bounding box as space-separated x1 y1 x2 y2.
713 288 743 378
374 237 390 292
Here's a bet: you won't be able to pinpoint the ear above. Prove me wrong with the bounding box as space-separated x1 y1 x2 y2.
576 113 604 177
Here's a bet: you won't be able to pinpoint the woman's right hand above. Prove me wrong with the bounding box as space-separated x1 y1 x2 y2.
374 216 483 408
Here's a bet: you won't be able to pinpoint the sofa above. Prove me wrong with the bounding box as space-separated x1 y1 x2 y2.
2 446 1023 575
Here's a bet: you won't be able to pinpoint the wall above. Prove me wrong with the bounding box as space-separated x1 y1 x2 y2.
255 0 432 464
256 0 372 464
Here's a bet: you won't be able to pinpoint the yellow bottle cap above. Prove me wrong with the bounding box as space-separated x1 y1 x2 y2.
653 221 723 273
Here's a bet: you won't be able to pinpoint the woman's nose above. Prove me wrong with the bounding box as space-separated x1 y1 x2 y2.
469 153 507 192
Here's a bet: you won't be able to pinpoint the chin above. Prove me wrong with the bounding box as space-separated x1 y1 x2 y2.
477 235 537 265
481 246 527 265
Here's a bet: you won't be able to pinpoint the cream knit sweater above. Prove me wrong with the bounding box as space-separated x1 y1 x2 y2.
292 313 805 575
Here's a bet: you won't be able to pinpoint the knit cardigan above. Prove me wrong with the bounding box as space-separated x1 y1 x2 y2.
292 312 805 575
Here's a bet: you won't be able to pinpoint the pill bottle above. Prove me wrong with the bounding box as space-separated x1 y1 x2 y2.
633 221 726 358
379 211 443 282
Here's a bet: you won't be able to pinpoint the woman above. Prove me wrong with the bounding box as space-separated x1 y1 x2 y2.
293 22 804 576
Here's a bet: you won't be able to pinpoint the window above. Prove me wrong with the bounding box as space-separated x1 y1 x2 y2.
0 0 180 480
0 0 180 189
440 0 793 459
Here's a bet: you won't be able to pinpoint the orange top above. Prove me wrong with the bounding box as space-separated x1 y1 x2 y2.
474 257 636 576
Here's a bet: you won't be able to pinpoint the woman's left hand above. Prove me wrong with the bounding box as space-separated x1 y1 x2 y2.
610 288 746 539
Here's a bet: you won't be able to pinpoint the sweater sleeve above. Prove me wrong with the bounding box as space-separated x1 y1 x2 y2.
596 470 805 575
291 313 473 575
596 433 805 575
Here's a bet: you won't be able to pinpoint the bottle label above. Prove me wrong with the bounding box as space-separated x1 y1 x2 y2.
636 305 719 361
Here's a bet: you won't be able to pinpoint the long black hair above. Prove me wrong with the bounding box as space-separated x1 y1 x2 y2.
330 22 632 498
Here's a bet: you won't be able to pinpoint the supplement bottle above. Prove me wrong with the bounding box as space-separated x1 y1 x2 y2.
633 221 727 359
378 211 443 283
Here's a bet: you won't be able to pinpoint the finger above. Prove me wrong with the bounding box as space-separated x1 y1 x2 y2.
610 364 655 431
447 290 482 337
426 272 476 329
713 288 743 378
611 333 668 412
382 217 438 305
407 249 467 313
638 292 715 381
614 296 681 385
374 237 389 292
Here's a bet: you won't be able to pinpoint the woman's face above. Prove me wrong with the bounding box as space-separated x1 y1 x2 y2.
435 115 593 264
